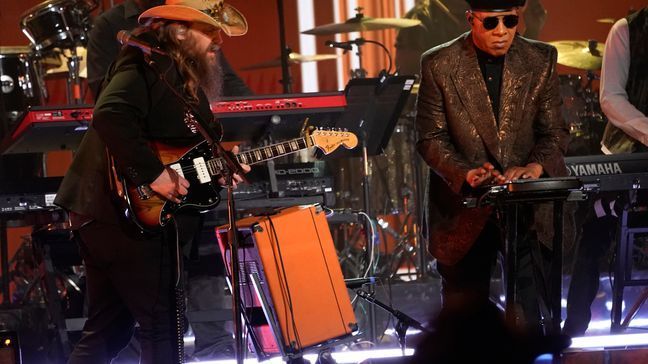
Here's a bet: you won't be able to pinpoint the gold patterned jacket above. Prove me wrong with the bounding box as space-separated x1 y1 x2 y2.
416 33 570 265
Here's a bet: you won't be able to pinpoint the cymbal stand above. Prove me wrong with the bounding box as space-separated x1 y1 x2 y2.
350 38 367 79
276 0 293 93
65 47 84 104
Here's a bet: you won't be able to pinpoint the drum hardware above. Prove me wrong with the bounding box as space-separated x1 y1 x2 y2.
303 8 411 79
559 68 607 156
64 47 85 104
239 52 339 71
44 47 87 79
377 211 419 279
549 40 604 71
19 0 96 52
20 0 96 104
596 18 616 24
301 8 421 35
0 47 46 124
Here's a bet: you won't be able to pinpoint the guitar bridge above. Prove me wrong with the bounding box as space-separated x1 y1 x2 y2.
136 184 154 200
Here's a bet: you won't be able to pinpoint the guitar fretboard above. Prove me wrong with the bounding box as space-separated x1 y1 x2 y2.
206 136 312 174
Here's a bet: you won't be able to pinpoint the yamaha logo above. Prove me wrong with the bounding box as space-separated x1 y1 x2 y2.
1 75 14 94
567 162 623 176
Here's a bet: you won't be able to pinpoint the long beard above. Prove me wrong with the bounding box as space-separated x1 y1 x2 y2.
183 47 223 102
174 27 224 103
196 51 224 102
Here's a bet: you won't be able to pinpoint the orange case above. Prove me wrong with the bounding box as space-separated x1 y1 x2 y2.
216 205 357 356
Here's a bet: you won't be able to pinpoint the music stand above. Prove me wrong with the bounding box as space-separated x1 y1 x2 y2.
327 75 416 158
328 75 416 343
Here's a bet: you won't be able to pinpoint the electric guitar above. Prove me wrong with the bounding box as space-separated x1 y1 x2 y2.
111 129 358 231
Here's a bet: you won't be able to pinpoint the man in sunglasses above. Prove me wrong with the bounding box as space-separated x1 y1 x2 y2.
395 0 546 76
416 0 569 335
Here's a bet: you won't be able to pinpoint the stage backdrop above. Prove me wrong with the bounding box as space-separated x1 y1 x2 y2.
2 0 646 97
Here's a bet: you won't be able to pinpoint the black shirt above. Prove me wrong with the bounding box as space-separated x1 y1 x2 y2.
476 47 505 122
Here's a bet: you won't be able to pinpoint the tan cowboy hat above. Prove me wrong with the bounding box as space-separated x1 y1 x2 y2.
139 0 248 36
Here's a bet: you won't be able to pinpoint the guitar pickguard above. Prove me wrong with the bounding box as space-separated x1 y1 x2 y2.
158 141 221 226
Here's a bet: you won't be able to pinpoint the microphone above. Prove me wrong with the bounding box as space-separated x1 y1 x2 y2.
325 40 353 51
344 277 377 289
116 30 166 55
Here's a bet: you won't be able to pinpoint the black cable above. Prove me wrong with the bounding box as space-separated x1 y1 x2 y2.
362 39 393 75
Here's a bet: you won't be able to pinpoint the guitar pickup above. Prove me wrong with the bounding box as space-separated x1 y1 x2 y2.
193 157 212 184
169 163 185 179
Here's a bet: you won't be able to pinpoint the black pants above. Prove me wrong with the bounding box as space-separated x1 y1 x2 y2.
436 216 550 334
68 215 200 364
563 191 647 337
563 205 617 337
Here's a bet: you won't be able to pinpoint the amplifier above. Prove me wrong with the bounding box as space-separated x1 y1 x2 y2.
216 205 356 358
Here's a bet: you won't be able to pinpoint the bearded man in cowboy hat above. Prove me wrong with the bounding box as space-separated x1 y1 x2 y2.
416 0 569 334
56 1 249 363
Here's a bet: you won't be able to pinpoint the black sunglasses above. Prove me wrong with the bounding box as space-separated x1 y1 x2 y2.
471 13 519 30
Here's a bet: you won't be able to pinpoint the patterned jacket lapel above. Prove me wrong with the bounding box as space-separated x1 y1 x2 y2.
451 35 501 165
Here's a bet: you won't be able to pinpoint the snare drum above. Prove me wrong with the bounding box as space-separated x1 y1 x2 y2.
20 0 90 51
0 47 43 122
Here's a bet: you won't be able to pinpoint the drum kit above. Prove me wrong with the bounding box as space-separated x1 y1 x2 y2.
1 0 96 125
548 39 608 156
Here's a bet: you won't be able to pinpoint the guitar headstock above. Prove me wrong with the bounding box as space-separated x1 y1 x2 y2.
309 128 358 155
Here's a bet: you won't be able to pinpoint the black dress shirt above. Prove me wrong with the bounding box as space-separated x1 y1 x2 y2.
476 47 505 122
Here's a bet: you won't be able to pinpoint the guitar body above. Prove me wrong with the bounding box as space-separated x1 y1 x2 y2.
111 129 358 232
117 140 221 231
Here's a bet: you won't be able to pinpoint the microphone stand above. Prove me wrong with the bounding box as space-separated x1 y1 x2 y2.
355 289 430 354
142 52 247 364
276 0 292 93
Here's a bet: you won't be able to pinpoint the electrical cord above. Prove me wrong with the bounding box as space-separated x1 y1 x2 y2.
362 39 393 75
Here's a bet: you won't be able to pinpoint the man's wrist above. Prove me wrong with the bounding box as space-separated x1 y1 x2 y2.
526 162 544 177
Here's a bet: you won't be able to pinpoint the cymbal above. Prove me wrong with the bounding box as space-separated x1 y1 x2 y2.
302 13 421 35
596 18 616 24
240 52 339 71
45 46 88 78
549 40 604 71
0 46 33 54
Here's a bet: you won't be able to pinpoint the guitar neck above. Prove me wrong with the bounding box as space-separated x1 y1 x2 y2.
207 136 313 175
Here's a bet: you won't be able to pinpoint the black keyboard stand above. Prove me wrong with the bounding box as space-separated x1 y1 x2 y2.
469 178 585 337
